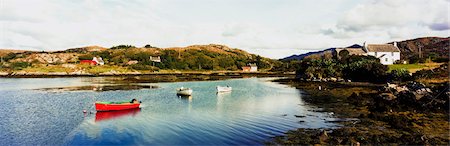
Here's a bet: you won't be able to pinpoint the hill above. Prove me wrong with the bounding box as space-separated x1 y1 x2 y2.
0 44 277 73
392 37 449 62
280 37 449 62
280 44 361 61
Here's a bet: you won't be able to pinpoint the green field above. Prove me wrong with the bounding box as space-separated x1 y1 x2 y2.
388 63 442 73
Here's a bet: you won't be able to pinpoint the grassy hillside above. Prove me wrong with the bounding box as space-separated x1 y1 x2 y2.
0 44 279 73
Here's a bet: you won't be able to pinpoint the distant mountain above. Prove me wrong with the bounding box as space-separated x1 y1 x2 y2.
280 48 335 61
280 44 361 61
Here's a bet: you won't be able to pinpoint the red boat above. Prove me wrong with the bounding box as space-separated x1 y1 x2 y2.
95 108 141 122
95 101 140 111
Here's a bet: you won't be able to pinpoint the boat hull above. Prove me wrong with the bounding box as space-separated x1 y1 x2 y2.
176 88 193 96
217 86 232 92
95 102 140 111
95 108 141 122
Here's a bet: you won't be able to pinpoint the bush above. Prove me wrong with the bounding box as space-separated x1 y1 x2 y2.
10 62 31 70
1 53 17 62
110 45 136 50
92 51 111 60
342 56 388 83
144 44 157 48
78 54 94 60
389 69 412 82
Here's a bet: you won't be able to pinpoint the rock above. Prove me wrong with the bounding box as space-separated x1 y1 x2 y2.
69 70 90 75
47 72 67 75
12 71 27 75
319 130 329 143
295 115 306 118
329 77 337 82
0 72 9 76
380 93 397 100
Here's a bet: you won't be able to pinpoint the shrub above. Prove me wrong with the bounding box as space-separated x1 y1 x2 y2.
92 51 111 60
10 62 31 70
110 45 136 50
78 54 94 60
1 53 17 62
343 59 388 83
389 69 412 82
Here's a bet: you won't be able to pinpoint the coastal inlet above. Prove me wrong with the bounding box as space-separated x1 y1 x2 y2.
0 77 338 145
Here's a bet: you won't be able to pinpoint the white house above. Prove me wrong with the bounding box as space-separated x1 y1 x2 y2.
92 57 105 65
363 42 401 65
335 42 401 65
249 63 258 72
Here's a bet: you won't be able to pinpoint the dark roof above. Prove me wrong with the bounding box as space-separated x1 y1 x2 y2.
366 44 400 52
336 48 366 55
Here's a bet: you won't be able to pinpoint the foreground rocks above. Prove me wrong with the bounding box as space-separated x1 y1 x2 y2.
269 79 449 145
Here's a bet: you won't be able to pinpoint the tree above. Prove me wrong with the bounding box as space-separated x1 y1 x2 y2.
78 54 94 60
110 45 136 50
144 44 156 48
338 49 350 60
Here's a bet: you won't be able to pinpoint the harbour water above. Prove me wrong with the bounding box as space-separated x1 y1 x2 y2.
0 77 337 145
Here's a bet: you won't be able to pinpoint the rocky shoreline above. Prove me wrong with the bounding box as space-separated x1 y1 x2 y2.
268 78 449 145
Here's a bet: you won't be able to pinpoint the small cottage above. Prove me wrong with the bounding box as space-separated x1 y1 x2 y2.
249 63 258 72
80 57 105 65
242 66 251 72
242 63 258 72
80 60 97 65
363 42 400 65
150 56 161 62
92 57 104 65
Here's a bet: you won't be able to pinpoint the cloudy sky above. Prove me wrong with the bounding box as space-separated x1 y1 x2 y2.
0 0 449 58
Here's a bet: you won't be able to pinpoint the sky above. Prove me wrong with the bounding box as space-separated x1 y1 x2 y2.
0 0 449 59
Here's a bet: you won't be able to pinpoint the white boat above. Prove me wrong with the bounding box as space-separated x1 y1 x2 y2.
176 87 193 96
216 86 232 92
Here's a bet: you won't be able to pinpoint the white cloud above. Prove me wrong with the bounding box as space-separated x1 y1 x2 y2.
0 0 448 59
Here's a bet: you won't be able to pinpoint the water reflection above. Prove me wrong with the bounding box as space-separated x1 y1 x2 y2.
0 77 338 145
95 108 141 122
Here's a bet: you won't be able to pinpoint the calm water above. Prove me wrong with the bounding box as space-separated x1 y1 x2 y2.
0 77 337 145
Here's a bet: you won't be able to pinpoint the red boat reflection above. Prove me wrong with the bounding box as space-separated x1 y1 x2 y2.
95 108 141 122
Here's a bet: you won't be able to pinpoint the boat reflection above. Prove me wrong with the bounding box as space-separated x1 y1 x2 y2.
178 95 192 102
216 92 231 112
95 108 141 122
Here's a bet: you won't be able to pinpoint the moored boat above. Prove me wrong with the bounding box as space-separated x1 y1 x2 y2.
95 99 141 111
176 87 193 96
95 108 141 122
217 86 232 92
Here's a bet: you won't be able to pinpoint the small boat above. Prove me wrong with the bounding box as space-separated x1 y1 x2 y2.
95 100 141 111
217 86 232 92
95 108 141 122
176 87 193 96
